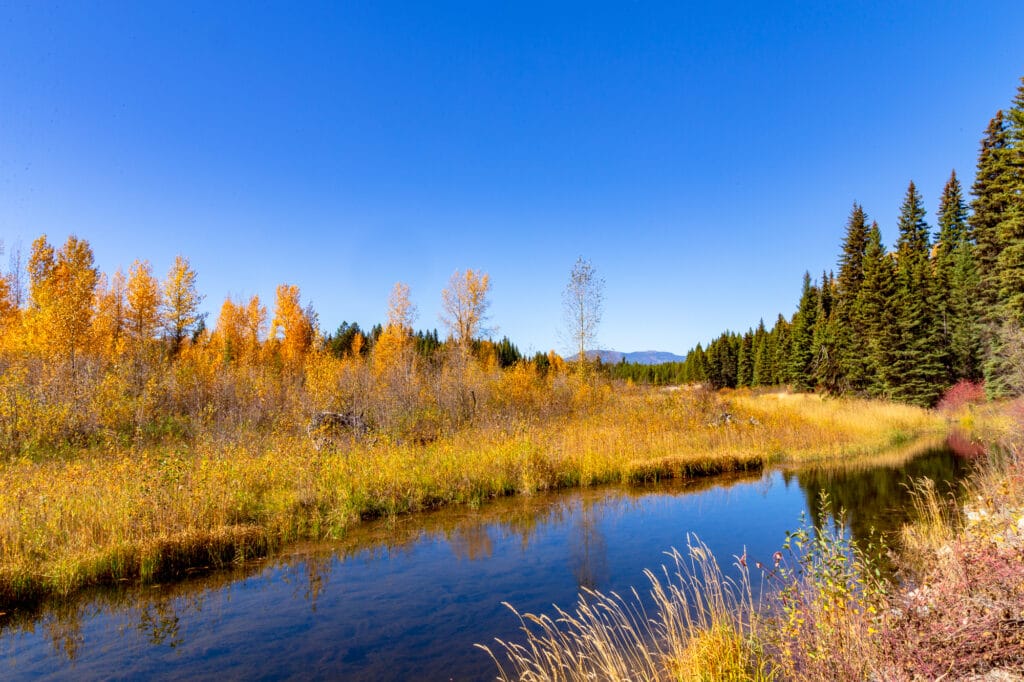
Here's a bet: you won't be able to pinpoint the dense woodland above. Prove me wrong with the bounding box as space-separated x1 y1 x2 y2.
612 77 1024 407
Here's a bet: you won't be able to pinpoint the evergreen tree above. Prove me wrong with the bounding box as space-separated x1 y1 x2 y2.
788 272 818 391
949 237 985 380
770 314 790 385
751 319 769 386
859 222 898 397
970 111 1011 311
685 343 708 383
812 272 841 392
995 79 1024 323
834 204 871 392
890 182 945 406
934 170 974 383
737 329 754 387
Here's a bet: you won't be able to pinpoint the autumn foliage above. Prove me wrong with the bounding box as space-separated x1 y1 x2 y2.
0 234 569 457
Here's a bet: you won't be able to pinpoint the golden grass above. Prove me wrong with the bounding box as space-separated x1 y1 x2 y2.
478 538 774 682
0 387 944 608
484 401 1024 681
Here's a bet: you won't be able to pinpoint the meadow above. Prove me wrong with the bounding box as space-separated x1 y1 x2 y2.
0 370 943 611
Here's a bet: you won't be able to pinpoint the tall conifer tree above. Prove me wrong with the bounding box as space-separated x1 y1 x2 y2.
995 79 1024 323
788 272 818 391
859 222 898 397
834 204 871 392
971 111 1011 312
934 171 970 383
890 182 945 406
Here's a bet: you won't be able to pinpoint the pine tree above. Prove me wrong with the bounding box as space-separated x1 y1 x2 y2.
859 222 898 397
751 319 769 386
788 272 819 392
934 170 979 383
811 272 841 392
737 329 754 387
890 182 945 406
995 79 1024 323
833 204 871 392
770 314 790 386
970 111 1011 311
949 237 985 380
684 343 708 383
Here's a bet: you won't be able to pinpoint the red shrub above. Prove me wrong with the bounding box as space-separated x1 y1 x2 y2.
936 380 986 413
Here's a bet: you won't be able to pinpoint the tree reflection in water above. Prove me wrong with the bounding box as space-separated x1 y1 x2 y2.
0 443 971 674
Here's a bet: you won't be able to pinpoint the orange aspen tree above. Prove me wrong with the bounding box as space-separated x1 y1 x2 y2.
440 269 491 347
270 284 316 366
244 295 267 362
0 275 15 323
125 259 162 354
374 282 417 377
27 235 98 369
91 269 128 360
163 255 204 354
0 274 17 349
213 297 245 363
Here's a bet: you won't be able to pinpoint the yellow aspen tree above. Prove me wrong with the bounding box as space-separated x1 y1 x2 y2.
0 274 15 325
162 254 204 354
373 326 410 379
440 269 491 348
27 235 55 311
24 235 56 354
270 284 316 366
243 294 267 363
26 235 98 369
213 297 244 364
125 259 162 353
350 331 364 358
0 274 17 351
375 281 417 377
91 269 128 360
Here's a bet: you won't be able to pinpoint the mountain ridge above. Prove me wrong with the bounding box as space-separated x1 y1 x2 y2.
570 349 688 365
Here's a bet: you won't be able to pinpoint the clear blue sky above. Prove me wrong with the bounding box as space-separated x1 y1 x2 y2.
2 2 1023 356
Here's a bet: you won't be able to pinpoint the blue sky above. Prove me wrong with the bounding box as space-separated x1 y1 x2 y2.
2 2 1023 356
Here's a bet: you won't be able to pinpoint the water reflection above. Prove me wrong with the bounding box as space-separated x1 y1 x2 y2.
0 443 973 680
793 442 973 551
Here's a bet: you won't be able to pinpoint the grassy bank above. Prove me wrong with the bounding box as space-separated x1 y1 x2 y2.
0 387 943 610
482 400 1023 681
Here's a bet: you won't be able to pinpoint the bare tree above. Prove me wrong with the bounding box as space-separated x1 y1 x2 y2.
7 240 25 309
386 281 418 331
440 269 492 347
563 257 604 371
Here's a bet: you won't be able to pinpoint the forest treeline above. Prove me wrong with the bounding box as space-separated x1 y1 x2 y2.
612 77 1024 407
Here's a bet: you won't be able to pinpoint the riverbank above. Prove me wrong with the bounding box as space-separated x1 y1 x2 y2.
483 399 1024 680
0 387 943 611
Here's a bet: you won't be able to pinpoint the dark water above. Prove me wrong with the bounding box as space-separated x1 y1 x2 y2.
0 443 971 680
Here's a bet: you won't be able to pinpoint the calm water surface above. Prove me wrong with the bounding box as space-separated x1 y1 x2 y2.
0 444 970 680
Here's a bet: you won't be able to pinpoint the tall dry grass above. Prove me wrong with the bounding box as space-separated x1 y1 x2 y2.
0 378 945 609
483 405 1024 681
479 537 774 682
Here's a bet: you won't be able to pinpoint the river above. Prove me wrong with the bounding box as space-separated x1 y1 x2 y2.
0 442 971 680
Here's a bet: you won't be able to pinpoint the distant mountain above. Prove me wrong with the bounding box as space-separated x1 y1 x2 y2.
571 349 688 365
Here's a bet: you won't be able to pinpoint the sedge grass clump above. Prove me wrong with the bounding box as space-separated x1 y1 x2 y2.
478 537 774 682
